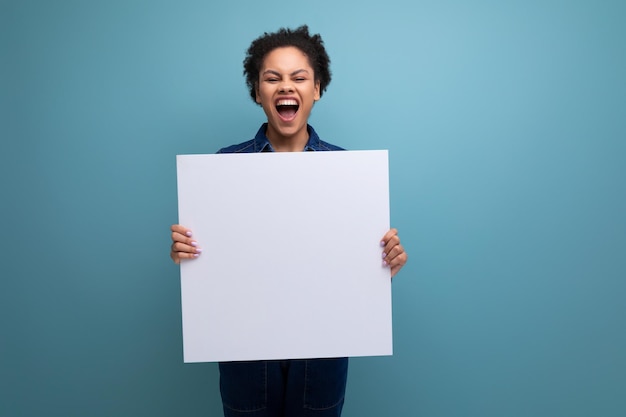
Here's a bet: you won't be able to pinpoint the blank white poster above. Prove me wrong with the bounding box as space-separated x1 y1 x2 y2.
176 150 392 363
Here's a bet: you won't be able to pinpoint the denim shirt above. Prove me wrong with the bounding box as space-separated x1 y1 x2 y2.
215 123 350 414
217 123 344 153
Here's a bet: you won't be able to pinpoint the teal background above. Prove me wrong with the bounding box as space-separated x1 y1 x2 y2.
1 0 625 416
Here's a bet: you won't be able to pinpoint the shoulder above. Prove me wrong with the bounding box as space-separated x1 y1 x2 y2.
216 124 270 154
216 139 257 154
315 139 345 151
307 125 345 151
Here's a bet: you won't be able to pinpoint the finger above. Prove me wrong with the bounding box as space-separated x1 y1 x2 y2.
380 228 398 246
171 225 198 247
381 235 401 265
171 249 200 264
171 224 195 244
171 224 192 236
383 244 404 263
389 253 408 277
171 241 201 255
384 246 407 277
388 249 407 267
170 231 198 246
383 246 406 269
171 234 201 258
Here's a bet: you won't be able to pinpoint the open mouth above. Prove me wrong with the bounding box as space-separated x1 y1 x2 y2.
276 99 299 120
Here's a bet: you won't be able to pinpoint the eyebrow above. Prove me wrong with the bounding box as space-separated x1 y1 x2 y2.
262 69 310 77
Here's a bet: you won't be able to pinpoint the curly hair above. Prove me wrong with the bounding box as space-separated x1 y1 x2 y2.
243 25 332 104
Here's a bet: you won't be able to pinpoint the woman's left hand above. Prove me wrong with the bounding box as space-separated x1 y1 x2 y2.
380 228 408 278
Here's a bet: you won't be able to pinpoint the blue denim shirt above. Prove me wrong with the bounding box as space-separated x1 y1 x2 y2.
215 123 350 414
217 123 344 153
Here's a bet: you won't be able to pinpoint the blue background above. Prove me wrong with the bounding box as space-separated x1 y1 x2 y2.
1 1 624 416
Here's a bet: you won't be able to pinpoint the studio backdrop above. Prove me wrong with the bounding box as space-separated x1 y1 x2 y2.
1 1 624 416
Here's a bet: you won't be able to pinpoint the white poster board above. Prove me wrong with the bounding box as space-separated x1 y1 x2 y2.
176 150 392 363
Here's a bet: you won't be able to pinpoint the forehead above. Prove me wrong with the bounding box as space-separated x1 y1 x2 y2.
261 46 312 71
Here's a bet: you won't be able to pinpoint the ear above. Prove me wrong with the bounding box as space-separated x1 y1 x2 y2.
255 83 261 104
314 80 321 101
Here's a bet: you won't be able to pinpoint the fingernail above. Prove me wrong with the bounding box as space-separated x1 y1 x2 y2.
382 251 386 259
380 241 385 247
191 241 198 247
193 253 200 258
195 248 202 253
383 260 388 267
186 231 192 237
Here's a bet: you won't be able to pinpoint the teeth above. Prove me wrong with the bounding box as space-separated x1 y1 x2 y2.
277 99 298 106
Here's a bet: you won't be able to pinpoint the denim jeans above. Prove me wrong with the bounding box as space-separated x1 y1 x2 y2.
219 358 349 417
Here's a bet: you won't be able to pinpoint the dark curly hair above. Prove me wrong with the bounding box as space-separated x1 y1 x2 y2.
243 25 332 104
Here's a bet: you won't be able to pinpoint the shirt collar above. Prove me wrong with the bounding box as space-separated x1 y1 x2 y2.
253 123 322 153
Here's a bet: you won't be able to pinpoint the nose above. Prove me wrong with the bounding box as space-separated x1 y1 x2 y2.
279 81 294 93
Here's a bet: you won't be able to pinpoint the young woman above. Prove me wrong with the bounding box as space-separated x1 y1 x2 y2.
170 25 407 417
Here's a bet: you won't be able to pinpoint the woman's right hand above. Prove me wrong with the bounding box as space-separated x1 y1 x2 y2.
170 224 202 264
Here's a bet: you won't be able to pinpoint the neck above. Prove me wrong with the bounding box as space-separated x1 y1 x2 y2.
265 124 309 152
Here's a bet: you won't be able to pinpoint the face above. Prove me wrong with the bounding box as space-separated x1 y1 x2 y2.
256 46 321 147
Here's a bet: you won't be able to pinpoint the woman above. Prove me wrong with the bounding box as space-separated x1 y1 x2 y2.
170 25 407 417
